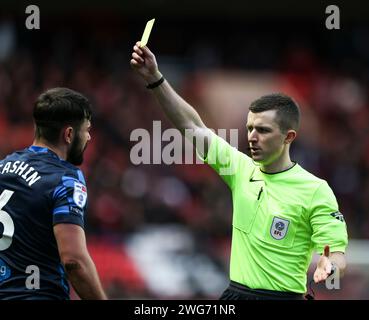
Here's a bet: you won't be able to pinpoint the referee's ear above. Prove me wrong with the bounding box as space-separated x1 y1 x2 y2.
284 130 297 145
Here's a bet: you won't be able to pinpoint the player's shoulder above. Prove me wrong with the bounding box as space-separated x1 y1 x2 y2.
0 147 29 162
58 162 86 185
38 154 86 186
52 167 87 205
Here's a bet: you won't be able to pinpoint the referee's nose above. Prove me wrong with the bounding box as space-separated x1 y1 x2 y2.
248 129 258 143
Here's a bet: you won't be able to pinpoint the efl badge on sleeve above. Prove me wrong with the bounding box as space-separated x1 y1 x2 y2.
330 211 345 222
270 216 290 240
73 182 87 209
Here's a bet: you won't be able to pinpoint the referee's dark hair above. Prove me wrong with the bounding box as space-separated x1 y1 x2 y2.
33 87 92 144
249 93 300 133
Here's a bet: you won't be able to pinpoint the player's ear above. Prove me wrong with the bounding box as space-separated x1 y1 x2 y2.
63 126 74 145
284 130 297 144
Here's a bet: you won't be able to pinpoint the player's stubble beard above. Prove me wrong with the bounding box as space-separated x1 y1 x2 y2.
67 132 87 166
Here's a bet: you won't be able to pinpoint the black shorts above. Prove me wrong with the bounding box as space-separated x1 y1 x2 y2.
220 281 304 300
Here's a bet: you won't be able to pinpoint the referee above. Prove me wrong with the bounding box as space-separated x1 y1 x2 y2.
130 43 348 300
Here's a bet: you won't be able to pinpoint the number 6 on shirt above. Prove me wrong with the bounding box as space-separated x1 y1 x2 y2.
0 189 15 251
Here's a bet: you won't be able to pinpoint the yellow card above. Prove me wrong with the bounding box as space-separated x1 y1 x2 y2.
140 18 155 47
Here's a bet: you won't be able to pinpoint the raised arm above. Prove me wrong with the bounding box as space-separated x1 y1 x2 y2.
130 42 212 157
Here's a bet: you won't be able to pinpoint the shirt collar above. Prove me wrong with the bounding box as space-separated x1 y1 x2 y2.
28 145 62 160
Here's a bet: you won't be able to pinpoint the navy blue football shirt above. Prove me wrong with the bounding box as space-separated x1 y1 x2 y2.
0 146 88 299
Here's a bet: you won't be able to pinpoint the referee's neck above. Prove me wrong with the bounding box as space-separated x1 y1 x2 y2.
260 156 294 174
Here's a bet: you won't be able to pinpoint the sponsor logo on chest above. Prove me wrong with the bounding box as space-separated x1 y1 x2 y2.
270 216 290 240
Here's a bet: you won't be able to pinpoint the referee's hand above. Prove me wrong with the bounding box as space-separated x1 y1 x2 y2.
130 42 162 84
313 245 332 283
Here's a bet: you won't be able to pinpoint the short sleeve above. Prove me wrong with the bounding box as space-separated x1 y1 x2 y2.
52 175 87 228
198 132 251 190
309 181 348 254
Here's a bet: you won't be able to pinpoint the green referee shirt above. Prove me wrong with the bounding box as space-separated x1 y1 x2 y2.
202 132 348 293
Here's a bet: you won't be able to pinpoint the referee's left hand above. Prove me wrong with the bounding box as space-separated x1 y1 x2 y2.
313 245 332 283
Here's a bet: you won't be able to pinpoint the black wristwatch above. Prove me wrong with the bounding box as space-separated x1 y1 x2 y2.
146 76 165 89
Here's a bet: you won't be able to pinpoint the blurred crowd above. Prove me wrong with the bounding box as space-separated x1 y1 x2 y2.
0 14 368 298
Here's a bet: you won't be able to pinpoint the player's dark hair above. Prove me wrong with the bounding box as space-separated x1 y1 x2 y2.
249 93 300 133
33 87 92 144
